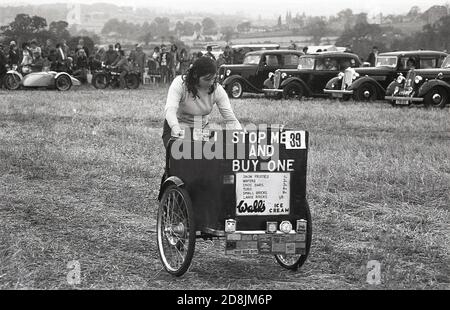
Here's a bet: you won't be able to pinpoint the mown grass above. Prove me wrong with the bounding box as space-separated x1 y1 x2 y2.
0 85 449 289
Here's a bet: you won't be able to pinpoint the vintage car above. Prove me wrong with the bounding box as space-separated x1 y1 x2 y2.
4 65 81 91
262 52 362 99
218 49 303 99
230 44 281 64
323 50 448 101
385 55 450 108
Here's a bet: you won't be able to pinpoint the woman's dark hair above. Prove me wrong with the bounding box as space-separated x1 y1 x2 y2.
183 56 217 98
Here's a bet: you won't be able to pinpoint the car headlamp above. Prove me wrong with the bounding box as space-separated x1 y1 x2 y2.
279 221 292 233
338 72 344 79
226 69 231 76
353 72 360 80
397 74 405 84
414 75 423 84
268 72 274 78
281 73 287 79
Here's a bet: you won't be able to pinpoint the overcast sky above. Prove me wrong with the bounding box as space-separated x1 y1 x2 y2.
1 0 448 18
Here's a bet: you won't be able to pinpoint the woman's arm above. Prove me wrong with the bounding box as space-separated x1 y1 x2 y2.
164 76 184 134
214 84 242 129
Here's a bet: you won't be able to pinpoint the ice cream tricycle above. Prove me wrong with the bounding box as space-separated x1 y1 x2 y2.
157 127 312 276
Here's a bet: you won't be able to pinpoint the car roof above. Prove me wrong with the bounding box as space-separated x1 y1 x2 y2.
302 51 360 58
379 50 448 57
245 49 304 56
232 44 280 49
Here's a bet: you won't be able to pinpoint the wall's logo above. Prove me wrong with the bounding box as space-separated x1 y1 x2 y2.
66 260 81 285
366 260 381 285
66 3 81 25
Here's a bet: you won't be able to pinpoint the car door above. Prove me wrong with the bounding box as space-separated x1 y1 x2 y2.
254 53 282 89
308 56 340 94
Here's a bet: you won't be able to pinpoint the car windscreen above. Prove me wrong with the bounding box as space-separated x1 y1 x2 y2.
297 57 315 69
243 55 261 65
375 56 397 68
442 56 450 68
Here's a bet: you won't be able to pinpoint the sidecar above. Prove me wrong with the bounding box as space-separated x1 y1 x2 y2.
4 66 81 91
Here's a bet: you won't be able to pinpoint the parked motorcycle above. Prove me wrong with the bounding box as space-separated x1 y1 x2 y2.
91 63 140 89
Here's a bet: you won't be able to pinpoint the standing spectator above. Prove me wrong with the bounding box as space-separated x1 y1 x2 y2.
288 40 297 50
129 43 138 65
302 46 308 54
29 40 41 58
54 43 67 71
30 50 44 72
204 45 216 60
0 44 7 88
77 38 89 58
169 44 179 81
344 44 353 53
42 39 54 60
74 48 88 83
8 41 20 67
367 46 379 67
61 39 70 57
20 42 33 67
179 47 190 74
216 53 226 68
159 44 172 84
104 44 118 65
223 45 233 64
134 44 147 83
114 43 122 55
112 50 130 89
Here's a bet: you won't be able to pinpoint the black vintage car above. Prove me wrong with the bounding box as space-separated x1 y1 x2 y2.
262 52 362 99
217 49 304 99
324 50 448 101
385 55 450 108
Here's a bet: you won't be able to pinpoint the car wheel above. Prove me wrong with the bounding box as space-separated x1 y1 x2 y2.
283 82 304 100
354 83 378 101
126 74 140 89
55 75 72 91
424 86 448 108
4 73 21 90
227 80 243 99
92 73 108 89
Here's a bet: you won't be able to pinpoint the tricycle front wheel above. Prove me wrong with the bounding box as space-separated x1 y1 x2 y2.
274 201 312 271
157 184 195 276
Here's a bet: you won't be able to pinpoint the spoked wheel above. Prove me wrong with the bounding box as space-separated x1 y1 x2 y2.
157 185 195 276
275 201 312 271
92 73 108 89
4 73 21 90
55 74 72 91
227 80 243 99
126 74 140 89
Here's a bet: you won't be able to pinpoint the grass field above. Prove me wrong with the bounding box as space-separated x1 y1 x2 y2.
0 85 449 290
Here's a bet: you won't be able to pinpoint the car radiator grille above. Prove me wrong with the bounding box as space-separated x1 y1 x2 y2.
274 72 281 89
342 69 353 89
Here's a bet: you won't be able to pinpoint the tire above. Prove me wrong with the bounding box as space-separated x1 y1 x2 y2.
157 184 195 276
274 201 312 271
126 73 140 89
4 73 21 90
283 82 304 100
55 74 72 91
424 86 448 108
354 83 378 101
92 73 108 89
227 80 243 99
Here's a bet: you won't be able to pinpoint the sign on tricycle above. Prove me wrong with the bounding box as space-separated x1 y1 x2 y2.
157 125 311 276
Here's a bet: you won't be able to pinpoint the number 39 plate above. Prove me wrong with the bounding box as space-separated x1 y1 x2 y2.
283 131 307 150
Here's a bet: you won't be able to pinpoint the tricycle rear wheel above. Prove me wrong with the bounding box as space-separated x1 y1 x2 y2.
157 184 195 276
274 201 312 271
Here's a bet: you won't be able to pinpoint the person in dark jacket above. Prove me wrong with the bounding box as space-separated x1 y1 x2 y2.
367 46 379 67
8 41 20 67
0 44 7 88
104 44 118 65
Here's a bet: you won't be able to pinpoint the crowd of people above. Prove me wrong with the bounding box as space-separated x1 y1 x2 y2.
0 38 241 88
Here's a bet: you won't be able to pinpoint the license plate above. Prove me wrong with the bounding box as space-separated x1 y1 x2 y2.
395 99 409 105
333 93 343 98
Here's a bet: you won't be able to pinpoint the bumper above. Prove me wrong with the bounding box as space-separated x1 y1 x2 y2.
262 88 283 93
385 95 424 103
225 230 306 255
323 89 354 97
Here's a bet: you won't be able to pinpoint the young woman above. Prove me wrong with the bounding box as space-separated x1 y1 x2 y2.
162 56 241 148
